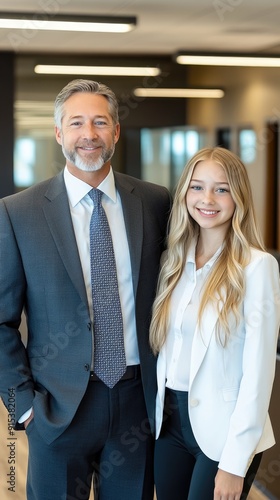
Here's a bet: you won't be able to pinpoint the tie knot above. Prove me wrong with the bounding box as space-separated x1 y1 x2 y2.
89 188 103 206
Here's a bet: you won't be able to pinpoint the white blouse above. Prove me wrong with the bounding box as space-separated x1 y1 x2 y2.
165 243 222 391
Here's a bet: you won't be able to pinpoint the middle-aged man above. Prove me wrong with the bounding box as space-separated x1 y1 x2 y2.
0 79 172 500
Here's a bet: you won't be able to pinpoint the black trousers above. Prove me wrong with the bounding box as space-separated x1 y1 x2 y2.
25 372 154 500
154 387 262 500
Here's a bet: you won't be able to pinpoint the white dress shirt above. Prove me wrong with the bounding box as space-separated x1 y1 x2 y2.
165 242 222 392
64 165 140 366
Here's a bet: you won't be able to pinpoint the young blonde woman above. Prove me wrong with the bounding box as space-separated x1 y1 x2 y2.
150 147 280 500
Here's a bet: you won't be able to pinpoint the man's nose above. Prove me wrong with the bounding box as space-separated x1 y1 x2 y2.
83 123 99 138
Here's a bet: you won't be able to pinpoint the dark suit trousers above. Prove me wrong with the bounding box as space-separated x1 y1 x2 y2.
25 373 154 500
154 388 262 500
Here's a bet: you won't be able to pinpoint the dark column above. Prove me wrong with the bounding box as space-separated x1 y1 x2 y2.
0 52 14 198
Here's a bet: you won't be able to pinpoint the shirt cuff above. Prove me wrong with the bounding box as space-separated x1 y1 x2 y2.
18 408 32 424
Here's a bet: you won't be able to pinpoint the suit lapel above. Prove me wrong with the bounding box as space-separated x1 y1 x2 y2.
42 172 89 307
114 173 143 297
41 171 143 307
189 304 218 386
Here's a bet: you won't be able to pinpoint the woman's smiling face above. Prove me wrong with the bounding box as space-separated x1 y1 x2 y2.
186 159 236 237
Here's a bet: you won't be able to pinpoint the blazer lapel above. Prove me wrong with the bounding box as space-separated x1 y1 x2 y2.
114 173 143 297
42 172 89 307
189 304 218 386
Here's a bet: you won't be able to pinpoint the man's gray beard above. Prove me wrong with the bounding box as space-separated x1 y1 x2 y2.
62 143 115 172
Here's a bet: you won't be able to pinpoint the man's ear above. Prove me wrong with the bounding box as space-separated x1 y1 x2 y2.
114 123 120 144
55 126 62 145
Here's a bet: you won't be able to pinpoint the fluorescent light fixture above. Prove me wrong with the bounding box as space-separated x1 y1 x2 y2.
175 53 280 67
0 12 136 33
15 100 54 112
34 65 161 77
133 88 224 98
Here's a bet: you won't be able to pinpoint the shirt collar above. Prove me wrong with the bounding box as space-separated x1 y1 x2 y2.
186 240 197 265
64 166 117 207
186 238 223 270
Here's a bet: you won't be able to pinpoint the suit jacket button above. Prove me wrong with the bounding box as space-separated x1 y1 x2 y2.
87 322 91 331
190 399 199 407
84 364 90 371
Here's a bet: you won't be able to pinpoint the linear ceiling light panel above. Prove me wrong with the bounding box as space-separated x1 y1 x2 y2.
0 12 137 33
175 53 280 67
34 65 161 77
133 88 224 98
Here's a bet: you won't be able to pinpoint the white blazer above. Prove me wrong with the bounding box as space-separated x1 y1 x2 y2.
155 248 280 477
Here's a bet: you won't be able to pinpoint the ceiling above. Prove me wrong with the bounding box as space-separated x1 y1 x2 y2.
5 0 280 133
0 0 280 57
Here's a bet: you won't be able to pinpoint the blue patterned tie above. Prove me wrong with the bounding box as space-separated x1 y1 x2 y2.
89 188 126 388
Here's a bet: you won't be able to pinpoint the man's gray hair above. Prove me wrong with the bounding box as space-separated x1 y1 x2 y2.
54 79 119 128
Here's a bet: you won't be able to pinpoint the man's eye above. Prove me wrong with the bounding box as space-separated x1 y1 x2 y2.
94 121 107 128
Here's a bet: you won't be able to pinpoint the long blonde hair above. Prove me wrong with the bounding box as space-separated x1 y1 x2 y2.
149 147 265 353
